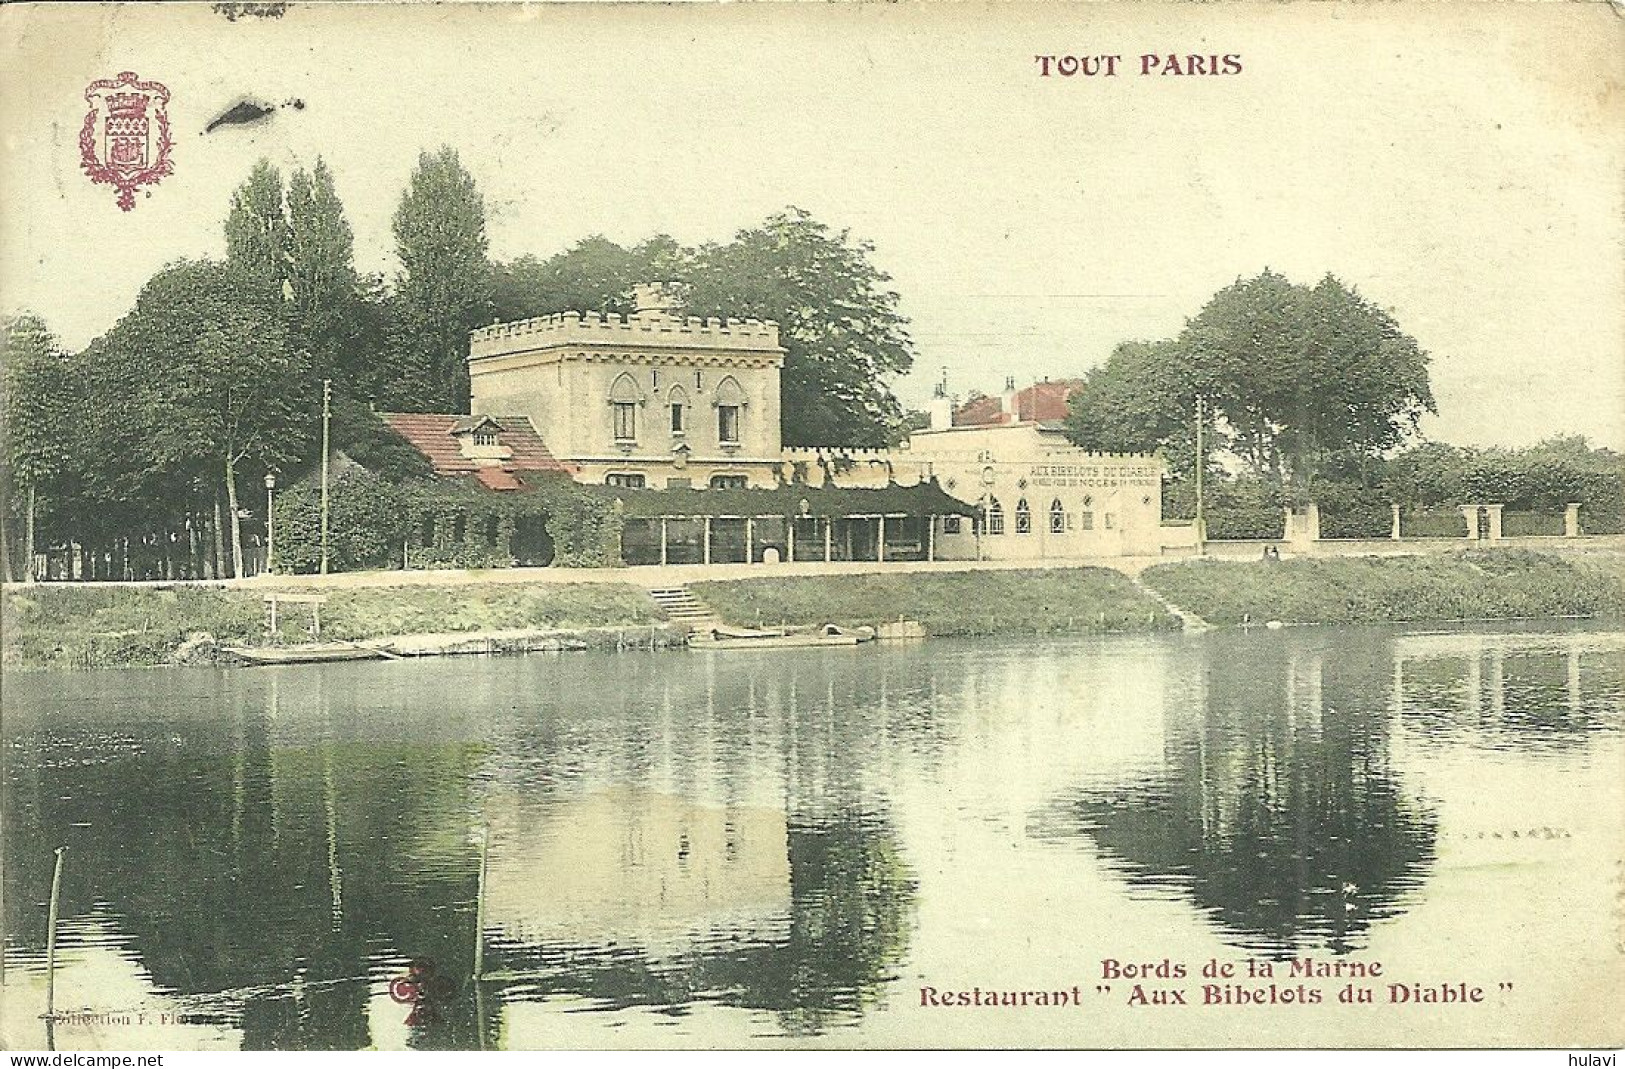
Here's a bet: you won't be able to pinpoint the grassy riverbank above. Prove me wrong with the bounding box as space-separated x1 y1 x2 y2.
1140 549 1625 626
694 568 1179 637
1 582 663 670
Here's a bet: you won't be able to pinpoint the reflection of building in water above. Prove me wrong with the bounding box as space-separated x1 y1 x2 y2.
484 788 790 950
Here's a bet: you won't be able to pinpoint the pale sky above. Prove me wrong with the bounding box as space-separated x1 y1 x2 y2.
3 1 1621 449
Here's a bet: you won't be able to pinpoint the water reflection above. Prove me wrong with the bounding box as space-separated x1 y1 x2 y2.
3 625 1621 1049
1035 633 1438 957
1031 628 1622 960
3 655 923 1048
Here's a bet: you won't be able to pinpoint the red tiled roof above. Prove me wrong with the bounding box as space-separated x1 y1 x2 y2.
1016 379 1084 423
952 380 1084 426
379 412 570 485
953 395 1010 426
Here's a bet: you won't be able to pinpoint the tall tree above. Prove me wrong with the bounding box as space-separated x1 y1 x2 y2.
1066 339 1201 463
392 147 492 411
225 159 291 299
684 208 914 447
106 261 314 576
1178 271 1434 491
287 157 359 386
491 235 689 322
1 315 77 581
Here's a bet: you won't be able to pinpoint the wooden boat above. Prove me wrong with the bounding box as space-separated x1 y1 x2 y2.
688 623 876 650
223 642 393 666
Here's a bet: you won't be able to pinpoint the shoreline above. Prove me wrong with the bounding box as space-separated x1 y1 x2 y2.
4 548 1624 672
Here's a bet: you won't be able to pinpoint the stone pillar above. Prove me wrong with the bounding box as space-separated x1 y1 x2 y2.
1390 504 1402 541
703 516 712 565
1461 505 1480 540
660 517 669 566
745 517 754 564
927 516 936 562
786 521 795 563
1306 503 1321 542
824 519 833 562
1565 503 1582 538
1486 504 1503 542
877 516 886 562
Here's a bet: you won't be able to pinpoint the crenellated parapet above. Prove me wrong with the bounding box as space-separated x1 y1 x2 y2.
782 446 896 462
470 310 783 360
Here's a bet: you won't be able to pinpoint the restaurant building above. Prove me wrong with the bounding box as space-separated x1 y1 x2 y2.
377 285 1176 566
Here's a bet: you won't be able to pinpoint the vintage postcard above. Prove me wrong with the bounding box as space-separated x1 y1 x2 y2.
2 0 1622 1055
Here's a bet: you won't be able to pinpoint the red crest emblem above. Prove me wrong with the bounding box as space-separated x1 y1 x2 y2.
80 71 174 211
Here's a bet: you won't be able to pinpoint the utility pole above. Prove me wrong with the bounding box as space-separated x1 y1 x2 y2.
1194 395 1207 551
320 379 331 575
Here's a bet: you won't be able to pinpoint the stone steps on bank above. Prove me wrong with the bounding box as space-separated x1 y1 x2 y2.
648 587 722 630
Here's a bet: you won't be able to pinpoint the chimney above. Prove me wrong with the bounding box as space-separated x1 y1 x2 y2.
927 367 953 431
631 282 681 316
1001 375 1018 420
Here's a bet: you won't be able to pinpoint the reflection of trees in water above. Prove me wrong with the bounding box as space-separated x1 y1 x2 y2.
1037 632 1438 957
4 652 928 1047
3 673 495 1051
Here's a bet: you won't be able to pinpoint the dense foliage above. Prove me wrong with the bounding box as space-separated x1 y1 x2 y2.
4 151 919 577
271 471 623 574
492 210 916 447
1069 271 1435 507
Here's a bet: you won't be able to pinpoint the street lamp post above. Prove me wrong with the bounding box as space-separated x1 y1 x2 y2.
265 473 277 575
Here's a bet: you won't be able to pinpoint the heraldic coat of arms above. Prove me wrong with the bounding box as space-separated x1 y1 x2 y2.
79 71 173 211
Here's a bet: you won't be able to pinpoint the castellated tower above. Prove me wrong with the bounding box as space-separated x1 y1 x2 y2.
466 285 787 489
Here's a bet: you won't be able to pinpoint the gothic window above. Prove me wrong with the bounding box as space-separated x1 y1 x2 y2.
987 497 1005 536
715 376 746 445
709 474 748 490
609 372 642 443
613 403 637 441
606 473 646 488
1050 498 1066 534
667 385 688 435
1015 498 1032 535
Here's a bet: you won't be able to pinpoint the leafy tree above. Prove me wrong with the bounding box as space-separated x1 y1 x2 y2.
224 159 290 299
1178 271 1434 492
104 261 314 576
287 158 360 385
1067 272 1433 501
1066 338 1203 464
684 208 914 448
1 315 77 580
392 147 492 411
491 235 689 321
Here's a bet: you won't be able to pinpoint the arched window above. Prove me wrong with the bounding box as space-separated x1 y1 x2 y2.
715 376 746 445
1050 498 1067 534
987 497 1005 536
667 385 689 435
1015 498 1032 535
609 372 642 443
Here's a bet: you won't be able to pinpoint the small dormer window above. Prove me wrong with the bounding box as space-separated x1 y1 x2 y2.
473 430 498 447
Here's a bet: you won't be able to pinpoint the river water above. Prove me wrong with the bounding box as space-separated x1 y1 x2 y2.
3 623 1622 1050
